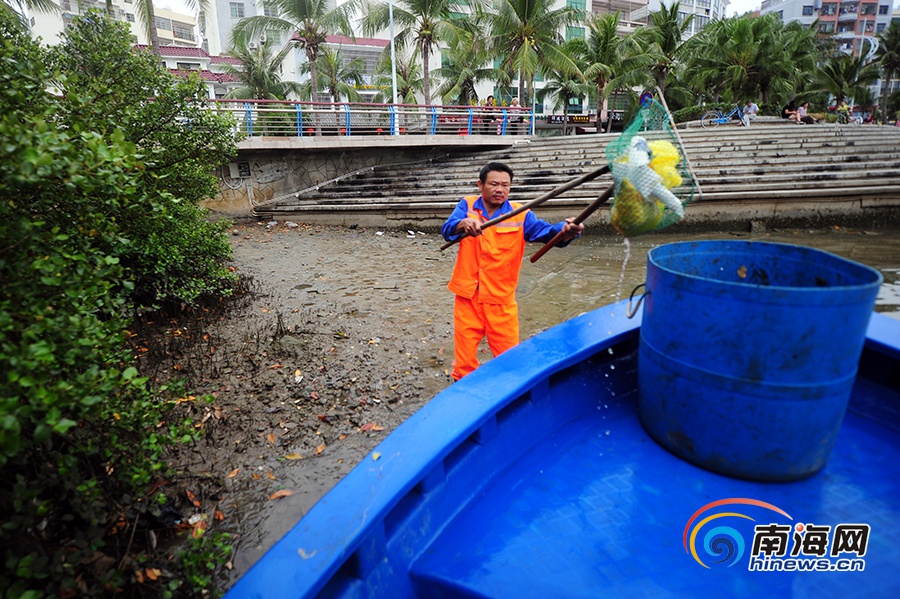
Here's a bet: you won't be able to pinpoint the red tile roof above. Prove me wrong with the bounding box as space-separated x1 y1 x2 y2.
211 55 242 65
133 44 211 58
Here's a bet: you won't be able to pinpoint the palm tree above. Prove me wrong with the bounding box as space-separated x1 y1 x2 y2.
818 52 880 108
232 0 355 103
2 0 56 28
489 0 583 108
358 0 472 106
876 21 900 123
301 46 366 102
569 12 649 132
371 49 425 104
637 1 692 96
223 35 302 100
434 13 498 105
536 67 592 136
753 17 818 104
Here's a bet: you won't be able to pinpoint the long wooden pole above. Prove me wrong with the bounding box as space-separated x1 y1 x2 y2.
529 185 614 263
439 165 611 251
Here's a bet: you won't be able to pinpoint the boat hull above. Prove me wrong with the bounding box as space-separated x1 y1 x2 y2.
226 303 900 598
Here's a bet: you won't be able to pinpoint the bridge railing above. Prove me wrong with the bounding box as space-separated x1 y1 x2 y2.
210 99 535 137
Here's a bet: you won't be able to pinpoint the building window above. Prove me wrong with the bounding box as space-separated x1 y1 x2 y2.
230 3 245 19
566 26 584 40
263 5 278 17
694 15 709 29
819 22 835 33
802 6 813 15
176 62 201 70
860 4 877 15
566 0 586 9
878 5 888 15
820 3 836 15
173 24 195 41
126 13 134 22
696 0 710 8
154 16 172 30
876 23 886 32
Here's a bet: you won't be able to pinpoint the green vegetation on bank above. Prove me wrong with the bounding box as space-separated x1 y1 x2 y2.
0 11 238 596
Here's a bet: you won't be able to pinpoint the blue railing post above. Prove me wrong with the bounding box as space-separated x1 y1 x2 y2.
343 103 351 136
296 104 303 137
244 102 253 136
500 109 508 135
467 108 474 135
389 105 398 135
430 106 438 135
529 109 535 135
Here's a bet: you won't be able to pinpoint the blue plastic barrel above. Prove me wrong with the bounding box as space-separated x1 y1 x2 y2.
638 240 882 481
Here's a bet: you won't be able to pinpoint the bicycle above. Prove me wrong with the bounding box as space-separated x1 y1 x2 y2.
699 104 747 129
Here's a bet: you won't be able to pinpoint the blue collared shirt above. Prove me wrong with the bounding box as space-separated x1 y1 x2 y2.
441 197 574 245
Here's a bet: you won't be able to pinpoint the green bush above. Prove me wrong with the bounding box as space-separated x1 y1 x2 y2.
0 11 238 595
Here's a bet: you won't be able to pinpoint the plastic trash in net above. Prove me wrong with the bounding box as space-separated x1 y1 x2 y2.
606 97 697 237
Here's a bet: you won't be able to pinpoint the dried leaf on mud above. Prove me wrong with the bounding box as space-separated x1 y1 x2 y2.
268 363 282 369
226 468 240 479
186 490 201 508
191 518 208 539
269 489 294 500
316 444 325 455
214 510 226 521
266 470 277 480
267 433 276 445
145 568 161 581
284 453 303 460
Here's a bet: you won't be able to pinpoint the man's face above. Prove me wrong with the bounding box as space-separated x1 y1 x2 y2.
478 170 511 212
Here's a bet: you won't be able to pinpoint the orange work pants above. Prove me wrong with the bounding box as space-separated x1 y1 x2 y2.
451 290 519 381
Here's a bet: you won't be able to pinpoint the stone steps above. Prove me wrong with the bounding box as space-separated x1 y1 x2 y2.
254 124 900 229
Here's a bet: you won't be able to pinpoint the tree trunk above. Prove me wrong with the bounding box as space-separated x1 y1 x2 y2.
148 0 161 56
882 68 895 123
307 46 321 135
562 101 569 136
422 44 431 105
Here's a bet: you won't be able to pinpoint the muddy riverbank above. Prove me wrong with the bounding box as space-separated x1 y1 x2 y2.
141 222 900 593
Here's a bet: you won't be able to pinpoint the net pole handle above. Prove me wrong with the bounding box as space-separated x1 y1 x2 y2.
530 185 615 263
439 164 611 251
654 86 702 201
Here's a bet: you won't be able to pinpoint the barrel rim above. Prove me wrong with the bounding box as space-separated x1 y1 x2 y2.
647 239 884 291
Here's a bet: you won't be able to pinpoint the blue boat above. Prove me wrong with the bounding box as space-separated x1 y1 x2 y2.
227 243 900 598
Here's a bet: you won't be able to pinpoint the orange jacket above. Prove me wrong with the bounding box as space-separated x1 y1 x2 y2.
448 195 528 304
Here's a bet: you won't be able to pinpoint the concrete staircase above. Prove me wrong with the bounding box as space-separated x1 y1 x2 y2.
253 123 900 230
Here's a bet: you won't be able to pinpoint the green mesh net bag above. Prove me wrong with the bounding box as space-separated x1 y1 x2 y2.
605 97 698 237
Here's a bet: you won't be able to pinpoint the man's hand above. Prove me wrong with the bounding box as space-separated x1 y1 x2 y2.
561 218 584 241
456 218 483 237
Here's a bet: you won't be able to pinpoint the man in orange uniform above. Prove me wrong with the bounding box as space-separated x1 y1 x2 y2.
441 162 584 380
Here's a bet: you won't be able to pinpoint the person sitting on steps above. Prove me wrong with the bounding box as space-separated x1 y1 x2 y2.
797 101 816 125
781 100 799 123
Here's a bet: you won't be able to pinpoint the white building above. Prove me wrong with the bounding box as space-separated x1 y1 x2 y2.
28 0 198 47
644 0 732 38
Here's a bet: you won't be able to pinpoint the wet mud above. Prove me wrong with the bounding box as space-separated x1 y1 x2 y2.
135 222 900 592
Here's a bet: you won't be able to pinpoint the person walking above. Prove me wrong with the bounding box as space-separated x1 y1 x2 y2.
441 162 584 381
